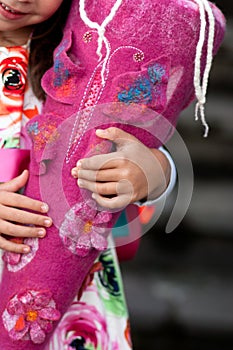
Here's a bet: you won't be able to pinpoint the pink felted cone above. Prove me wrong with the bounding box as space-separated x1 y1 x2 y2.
0 0 225 348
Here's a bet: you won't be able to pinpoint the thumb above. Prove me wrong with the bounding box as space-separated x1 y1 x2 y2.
0 170 29 192
96 127 138 148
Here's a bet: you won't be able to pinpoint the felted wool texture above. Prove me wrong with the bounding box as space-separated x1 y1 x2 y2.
42 0 225 131
0 0 225 349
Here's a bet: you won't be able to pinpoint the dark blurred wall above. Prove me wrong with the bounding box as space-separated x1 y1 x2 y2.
215 1 233 16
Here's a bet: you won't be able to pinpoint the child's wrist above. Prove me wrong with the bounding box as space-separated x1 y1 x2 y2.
135 146 176 206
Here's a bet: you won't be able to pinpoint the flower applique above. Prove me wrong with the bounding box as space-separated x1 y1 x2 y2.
27 119 59 151
2 237 39 273
59 199 112 257
2 290 61 344
117 61 169 113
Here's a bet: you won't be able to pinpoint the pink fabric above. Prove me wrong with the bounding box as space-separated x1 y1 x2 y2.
0 1 225 348
0 149 30 182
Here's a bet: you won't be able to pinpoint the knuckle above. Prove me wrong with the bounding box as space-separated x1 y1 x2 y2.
120 157 129 167
89 171 97 182
10 245 22 254
120 168 130 180
6 223 16 237
77 169 84 178
29 200 41 213
0 240 17 253
35 216 45 226
0 241 8 251
0 239 6 249
13 210 22 222
30 201 40 212
109 127 118 138
130 192 138 203
29 227 38 237
96 182 106 194
95 171 101 181
0 220 10 235
117 151 124 159
28 213 38 225
83 158 91 169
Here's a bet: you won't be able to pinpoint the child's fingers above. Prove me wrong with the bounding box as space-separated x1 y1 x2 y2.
0 206 52 227
0 235 30 254
96 127 138 145
72 127 140 173
78 177 134 202
0 219 46 239
92 192 131 210
0 170 29 192
0 191 49 214
75 152 121 171
78 179 119 196
75 168 123 182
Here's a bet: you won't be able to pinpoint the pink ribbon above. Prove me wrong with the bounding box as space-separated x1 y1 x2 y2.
0 149 30 182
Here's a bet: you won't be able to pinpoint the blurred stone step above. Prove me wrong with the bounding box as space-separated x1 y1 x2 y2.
173 93 233 171
184 180 233 236
123 271 233 333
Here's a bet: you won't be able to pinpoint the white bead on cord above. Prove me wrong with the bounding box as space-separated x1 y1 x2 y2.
193 0 215 137
79 0 122 85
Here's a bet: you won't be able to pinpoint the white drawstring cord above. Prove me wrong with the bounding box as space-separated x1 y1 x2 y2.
79 0 122 85
193 0 215 137
80 0 215 136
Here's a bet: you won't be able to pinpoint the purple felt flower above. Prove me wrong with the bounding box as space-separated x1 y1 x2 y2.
59 199 112 257
2 290 61 344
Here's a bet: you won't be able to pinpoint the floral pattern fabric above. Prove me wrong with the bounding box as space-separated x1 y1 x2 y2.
46 245 132 350
0 46 28 148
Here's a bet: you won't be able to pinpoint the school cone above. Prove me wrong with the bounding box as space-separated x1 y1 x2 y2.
0 0 225 348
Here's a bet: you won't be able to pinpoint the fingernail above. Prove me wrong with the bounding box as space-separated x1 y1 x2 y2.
76 160 82 168
41 203 49 213
78 179 84 188
71 168 78 177
23 246 30 253
92 193 96 200
44 219 52 227
96 129 106 135
38 229 46 237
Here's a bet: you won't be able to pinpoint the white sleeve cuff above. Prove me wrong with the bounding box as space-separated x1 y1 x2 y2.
135 146 177 207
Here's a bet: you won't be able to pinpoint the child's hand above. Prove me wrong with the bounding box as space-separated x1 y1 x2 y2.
0 170 52 253
71 127 171 209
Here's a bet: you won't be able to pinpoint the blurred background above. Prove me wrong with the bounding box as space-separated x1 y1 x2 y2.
121 1 233 349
